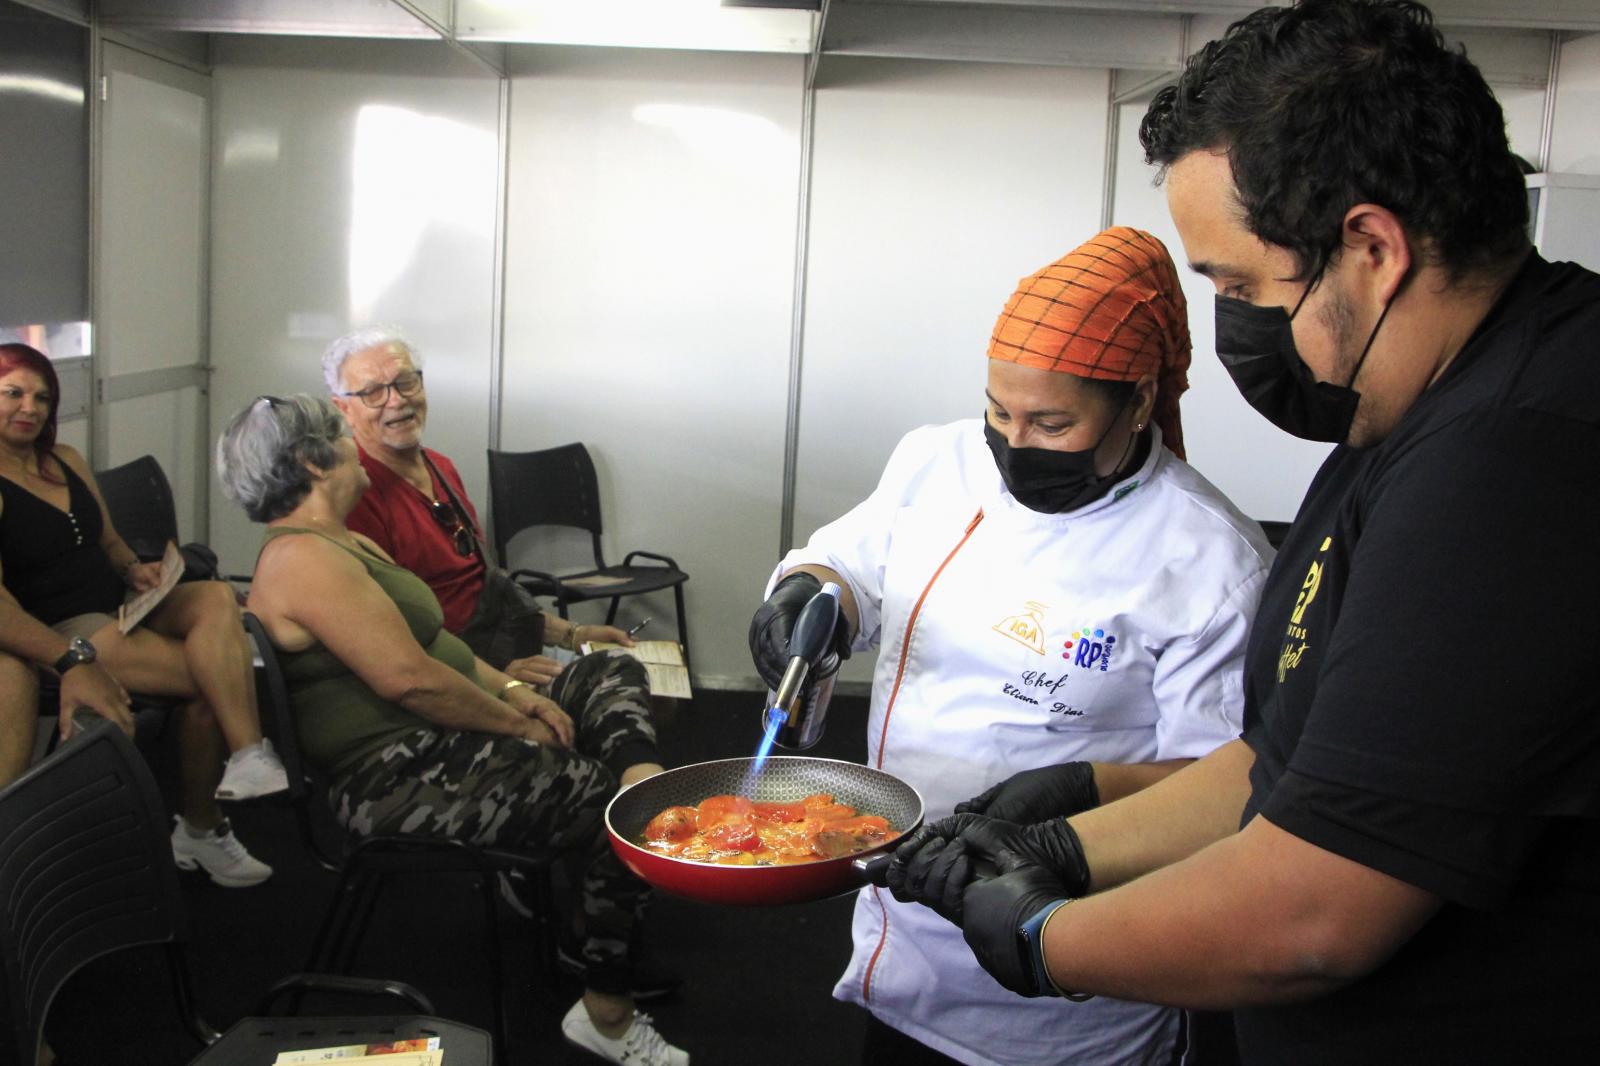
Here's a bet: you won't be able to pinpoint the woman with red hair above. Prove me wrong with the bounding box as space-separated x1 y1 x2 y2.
748 229 1274 1066
0 342 281 886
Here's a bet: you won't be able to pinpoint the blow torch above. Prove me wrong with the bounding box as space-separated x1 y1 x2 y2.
763 581 843 751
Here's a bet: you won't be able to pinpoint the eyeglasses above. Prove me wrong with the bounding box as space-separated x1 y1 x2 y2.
337 370 424 410
430 498 476 558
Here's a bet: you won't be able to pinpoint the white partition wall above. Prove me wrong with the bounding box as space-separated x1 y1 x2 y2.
97 43 212 540
500 47 805 684
208 37 501 576
1550 31 1600 174
796 59 1110 540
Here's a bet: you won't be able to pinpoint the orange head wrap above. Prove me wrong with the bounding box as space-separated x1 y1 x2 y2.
987 227 1191 460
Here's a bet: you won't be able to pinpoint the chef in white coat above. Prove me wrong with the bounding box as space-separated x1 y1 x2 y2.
749 228 1273 1066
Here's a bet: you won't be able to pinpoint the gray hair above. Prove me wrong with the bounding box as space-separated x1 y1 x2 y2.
322 326 420 394
216 394 349 522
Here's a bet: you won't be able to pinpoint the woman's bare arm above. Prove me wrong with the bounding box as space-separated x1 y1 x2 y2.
250 533 542 740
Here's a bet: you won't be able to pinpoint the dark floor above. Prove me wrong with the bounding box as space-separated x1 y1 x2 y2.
43 689 875 1066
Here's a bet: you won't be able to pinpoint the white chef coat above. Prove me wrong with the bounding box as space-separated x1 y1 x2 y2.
774 419 1272 1066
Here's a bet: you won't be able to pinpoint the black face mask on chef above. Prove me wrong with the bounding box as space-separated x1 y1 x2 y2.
1213 257 1395 444
983 407 1133 515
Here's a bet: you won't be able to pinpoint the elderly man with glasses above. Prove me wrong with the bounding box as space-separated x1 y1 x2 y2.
324 327 637 684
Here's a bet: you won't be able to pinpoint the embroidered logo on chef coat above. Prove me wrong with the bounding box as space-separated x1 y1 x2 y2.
1063 626 1117 671
1278 536 1332 683
993 600 1049 654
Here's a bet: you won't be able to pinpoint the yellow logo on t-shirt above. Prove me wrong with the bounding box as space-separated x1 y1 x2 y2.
993 600 1049 654
1279 536 1332 684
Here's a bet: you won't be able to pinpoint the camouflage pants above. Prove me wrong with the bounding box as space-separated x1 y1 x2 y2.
329 648 658 994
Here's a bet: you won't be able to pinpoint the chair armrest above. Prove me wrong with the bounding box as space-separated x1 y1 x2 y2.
254 972 435 1016
507 567 568 606
621 550 681 571
507 566 563 587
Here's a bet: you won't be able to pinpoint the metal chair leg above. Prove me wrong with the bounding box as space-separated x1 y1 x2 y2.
673 582 691 678
334 874 388 974
476 872 511 1066
167 943 221 1047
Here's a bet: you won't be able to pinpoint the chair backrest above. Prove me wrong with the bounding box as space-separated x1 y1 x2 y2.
241 614 307 801
485 444 605 568
241 613 336 870
0 720 189 1066
96 455 180 561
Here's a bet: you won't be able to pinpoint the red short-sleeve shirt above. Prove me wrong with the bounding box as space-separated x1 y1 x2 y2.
346 446 487 634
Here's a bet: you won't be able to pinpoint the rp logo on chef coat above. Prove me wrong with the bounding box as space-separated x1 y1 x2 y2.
1062 626 1117 672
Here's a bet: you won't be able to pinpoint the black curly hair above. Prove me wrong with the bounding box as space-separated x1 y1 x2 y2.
1139 0 1528 283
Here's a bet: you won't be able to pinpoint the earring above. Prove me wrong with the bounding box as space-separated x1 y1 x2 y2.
1135 422 1145 432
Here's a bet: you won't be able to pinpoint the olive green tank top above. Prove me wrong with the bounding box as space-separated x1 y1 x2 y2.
259 527 486 777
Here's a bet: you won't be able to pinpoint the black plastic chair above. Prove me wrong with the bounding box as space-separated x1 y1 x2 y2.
95 454 180 563
0 718 491 1066
487 443 691 673
1258 520 1292 550
0 718 214 1066
242 613 556 1066
189 974 490 1066
95 454 245 585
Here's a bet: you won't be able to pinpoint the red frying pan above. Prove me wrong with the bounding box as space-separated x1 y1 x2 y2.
605 756 923 905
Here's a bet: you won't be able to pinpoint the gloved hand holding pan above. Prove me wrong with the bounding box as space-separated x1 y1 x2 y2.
605 755 924 905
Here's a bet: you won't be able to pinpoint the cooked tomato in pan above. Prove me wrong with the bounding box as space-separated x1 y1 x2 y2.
641 792 893 866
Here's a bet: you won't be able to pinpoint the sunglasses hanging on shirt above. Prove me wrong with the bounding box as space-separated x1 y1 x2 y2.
430 498 476 558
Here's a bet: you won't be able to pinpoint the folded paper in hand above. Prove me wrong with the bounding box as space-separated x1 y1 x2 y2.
584 639 692 699
117 541 185 635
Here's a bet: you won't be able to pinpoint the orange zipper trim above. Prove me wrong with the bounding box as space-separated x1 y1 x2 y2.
862 507 984 1003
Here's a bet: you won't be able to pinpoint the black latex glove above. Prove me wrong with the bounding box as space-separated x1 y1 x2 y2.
953 816 1092 900
962 863 1074 998
748 571 851 690
884 813 988 924
956 762 1100 824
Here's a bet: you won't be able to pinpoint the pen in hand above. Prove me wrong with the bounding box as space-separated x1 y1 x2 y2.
627 618 652 638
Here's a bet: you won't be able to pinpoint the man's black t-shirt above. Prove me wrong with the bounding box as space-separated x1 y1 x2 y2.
1235 253 1600 1063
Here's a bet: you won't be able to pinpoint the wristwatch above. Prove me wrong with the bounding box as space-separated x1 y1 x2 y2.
1019 899 1092 1001
54 636 98 675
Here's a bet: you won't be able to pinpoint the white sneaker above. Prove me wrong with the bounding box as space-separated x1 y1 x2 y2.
215 738 288 800
171 817 273 887
560 999 688 1066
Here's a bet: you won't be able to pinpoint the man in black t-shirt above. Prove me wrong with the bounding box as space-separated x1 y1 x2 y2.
882 2 1600 1061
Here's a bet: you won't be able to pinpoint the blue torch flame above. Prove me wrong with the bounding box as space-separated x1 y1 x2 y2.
751 706 787 774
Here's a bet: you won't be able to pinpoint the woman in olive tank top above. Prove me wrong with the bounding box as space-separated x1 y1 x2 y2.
217 395 689 1066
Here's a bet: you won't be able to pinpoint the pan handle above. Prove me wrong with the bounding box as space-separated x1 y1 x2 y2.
853 852 893 886
852 851 1001 888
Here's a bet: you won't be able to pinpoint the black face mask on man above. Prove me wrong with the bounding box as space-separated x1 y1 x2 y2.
983 409 1134 515
1214 259 1395 444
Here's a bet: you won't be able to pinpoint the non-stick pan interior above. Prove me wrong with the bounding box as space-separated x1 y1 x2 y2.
609 756 923 842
